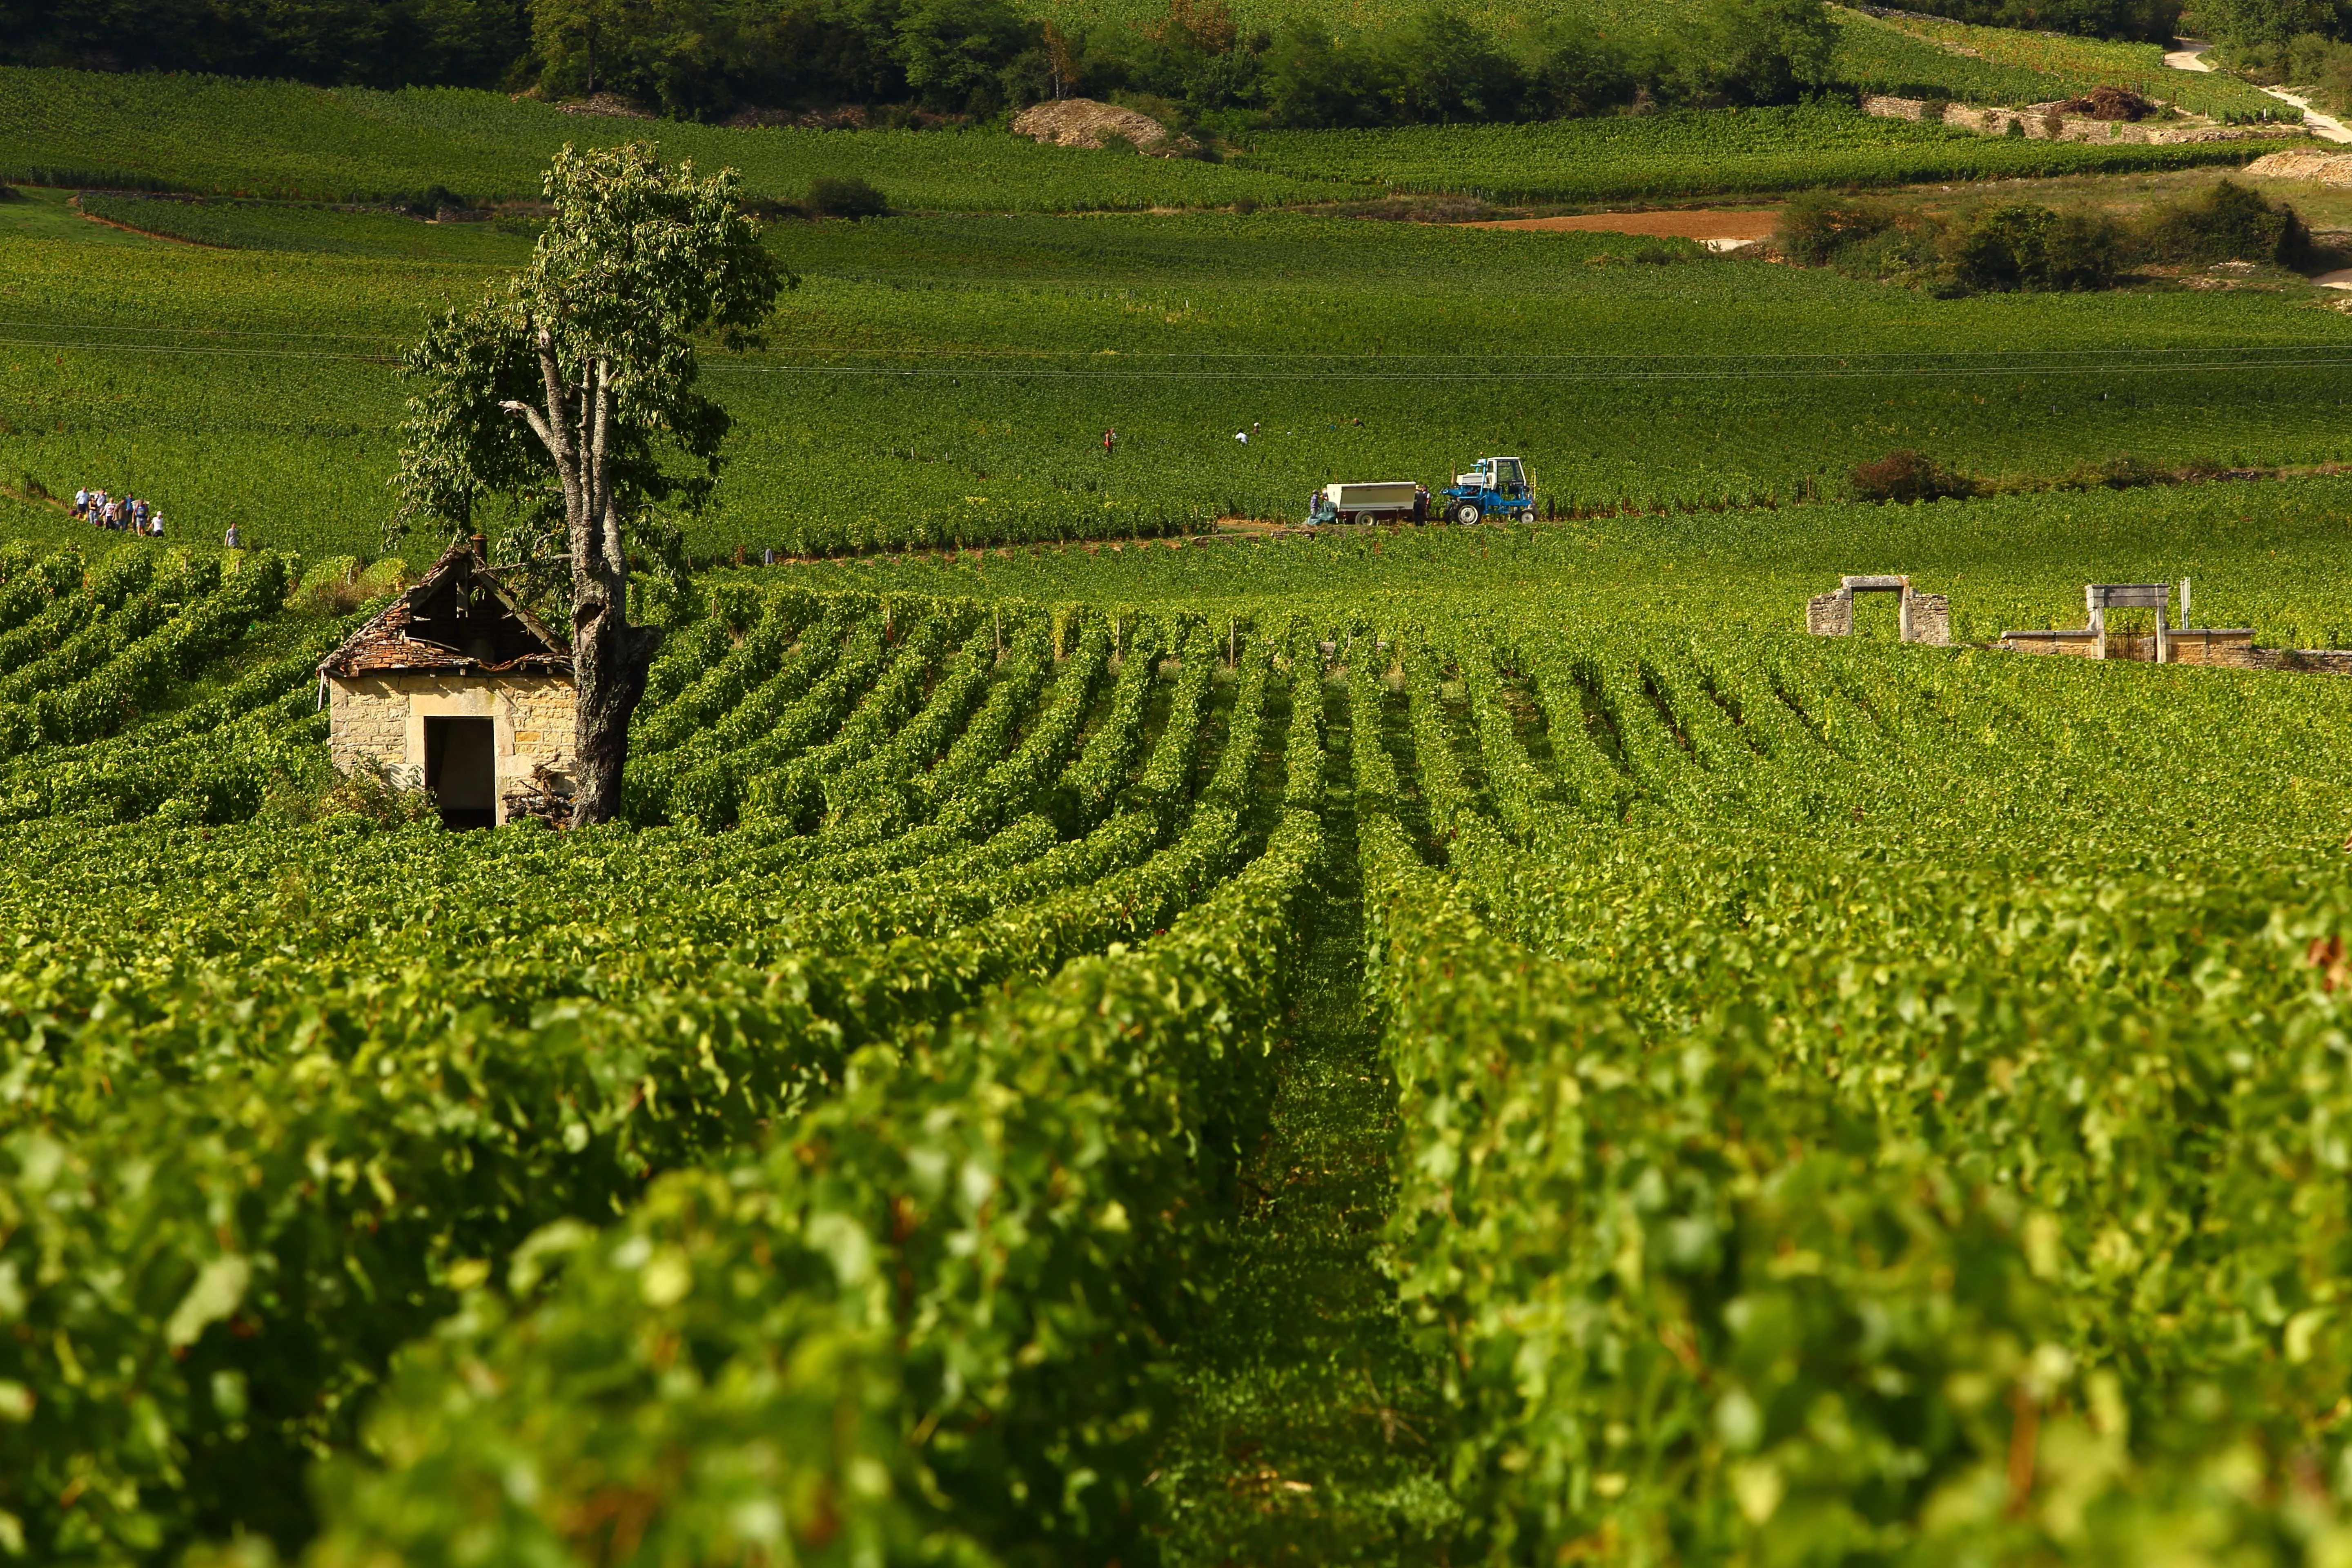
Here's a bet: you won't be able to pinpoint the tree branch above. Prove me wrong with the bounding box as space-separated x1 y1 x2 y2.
535 324 587 573
498 399 559 454
591 358 623 578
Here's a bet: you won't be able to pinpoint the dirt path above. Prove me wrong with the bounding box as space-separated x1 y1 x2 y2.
68 196 215 246
2163 41 2352 144
1463 208 1779 250
2263 85 2352 145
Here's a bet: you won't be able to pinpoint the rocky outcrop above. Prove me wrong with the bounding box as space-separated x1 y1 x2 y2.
1011 98 1169 151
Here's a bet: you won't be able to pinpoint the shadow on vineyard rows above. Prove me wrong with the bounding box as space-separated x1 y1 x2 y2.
1157 666 1453 1564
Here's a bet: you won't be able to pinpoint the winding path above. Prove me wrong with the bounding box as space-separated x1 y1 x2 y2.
2165 40 2352 143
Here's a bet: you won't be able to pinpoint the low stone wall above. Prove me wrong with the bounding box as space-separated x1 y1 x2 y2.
2168 630 2258 666
1863 95 2290 146
1998 628 2298 668
2000 629 2101 658
2251 647 2352 674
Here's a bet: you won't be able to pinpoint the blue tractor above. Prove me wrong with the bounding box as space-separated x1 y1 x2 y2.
1441 456 1536 525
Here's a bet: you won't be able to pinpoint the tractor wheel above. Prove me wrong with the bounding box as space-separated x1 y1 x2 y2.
1517 508 1536 523
1451 501 1483 526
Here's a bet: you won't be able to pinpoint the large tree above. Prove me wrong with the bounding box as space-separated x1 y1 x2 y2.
394 141 781 826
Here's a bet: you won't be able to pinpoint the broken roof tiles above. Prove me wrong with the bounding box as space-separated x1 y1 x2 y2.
318 535 573 680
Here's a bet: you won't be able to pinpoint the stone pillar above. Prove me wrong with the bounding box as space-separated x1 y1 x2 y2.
1900 591 1951 646
1807 590 1853 636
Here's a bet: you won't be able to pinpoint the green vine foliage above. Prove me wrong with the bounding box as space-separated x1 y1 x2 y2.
5 521 2352 1564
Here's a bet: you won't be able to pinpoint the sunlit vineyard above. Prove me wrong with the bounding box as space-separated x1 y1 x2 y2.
5 505 2352 1563
0 66 1350 211
1846 9 2292 122
1241 100 2294 203
8 207 2351 564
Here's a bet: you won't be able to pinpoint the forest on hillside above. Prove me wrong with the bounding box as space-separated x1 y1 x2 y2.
3 0 2334 127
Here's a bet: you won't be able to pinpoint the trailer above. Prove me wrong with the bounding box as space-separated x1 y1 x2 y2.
1307 481 1428 526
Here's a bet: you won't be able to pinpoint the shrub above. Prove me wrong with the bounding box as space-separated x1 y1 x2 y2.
1775 190 1896 267
1851 449 1976 503
807 176 889 219
2141 178 2312 266
401 183 466 217
1947 203 2124 292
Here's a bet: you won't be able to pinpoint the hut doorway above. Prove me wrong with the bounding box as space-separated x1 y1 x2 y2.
425 716 498 829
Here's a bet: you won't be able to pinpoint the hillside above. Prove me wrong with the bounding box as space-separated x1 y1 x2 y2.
6 174 2348 565
0 56 2299 211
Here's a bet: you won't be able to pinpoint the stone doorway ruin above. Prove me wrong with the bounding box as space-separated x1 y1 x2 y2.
1805 575 1951 645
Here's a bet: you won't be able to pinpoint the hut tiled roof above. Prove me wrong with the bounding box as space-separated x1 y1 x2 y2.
318 535 572 679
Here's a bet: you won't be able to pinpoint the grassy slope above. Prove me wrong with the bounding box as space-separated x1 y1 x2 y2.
0 67 1350 211
1 65 2299 217
8 198 2350 563
1842 7 2289 120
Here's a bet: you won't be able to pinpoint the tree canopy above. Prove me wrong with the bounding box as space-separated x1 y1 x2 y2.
394 141 782 823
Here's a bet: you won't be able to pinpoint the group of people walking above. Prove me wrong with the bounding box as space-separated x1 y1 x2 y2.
72 488 164 537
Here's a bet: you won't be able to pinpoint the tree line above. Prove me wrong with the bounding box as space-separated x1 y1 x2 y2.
3 0 1833 127
8 0 2336 127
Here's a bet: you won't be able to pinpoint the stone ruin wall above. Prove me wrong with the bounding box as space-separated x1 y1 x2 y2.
1902 592 1951 646
1862 95 2283 146
1805 587 1949 645
329 678 413 780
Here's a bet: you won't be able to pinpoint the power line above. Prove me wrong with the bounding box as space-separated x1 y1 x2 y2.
4 329 2348 383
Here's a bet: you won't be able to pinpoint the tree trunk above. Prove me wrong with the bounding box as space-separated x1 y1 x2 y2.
569 597 661 826
566 352 663 827
506 334 664 828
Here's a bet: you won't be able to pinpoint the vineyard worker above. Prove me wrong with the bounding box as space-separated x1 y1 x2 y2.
72 487 87 517
225 523 243 550
148 512 163 538
1234 429 1248 444
1103 429 1116 455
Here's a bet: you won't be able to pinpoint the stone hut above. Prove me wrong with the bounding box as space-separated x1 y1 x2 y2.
318 535 575 827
